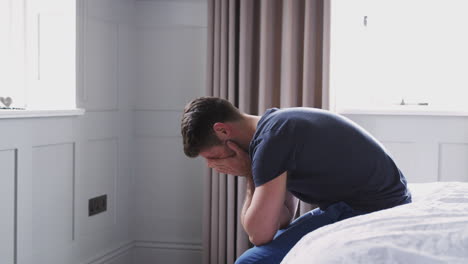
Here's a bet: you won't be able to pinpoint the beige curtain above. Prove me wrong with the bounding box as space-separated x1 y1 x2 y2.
204 0 327 263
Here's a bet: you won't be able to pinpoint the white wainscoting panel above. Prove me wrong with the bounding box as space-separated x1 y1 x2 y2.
80 138 118 236
346 114 468 183
74 137 121 263
134 136 204 244
382 141 439 183
84 17 119 111
439 143 468 182
135 26 206 110
26 118 75 147
31 143 75 264
0 1 134 264
132 1 207 262
0 149 16 264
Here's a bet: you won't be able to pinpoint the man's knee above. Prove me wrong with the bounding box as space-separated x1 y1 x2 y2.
234 247 280 264
234 252 255 264
234 251 262 264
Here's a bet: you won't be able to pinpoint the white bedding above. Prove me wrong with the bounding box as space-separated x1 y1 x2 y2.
282 182 468 264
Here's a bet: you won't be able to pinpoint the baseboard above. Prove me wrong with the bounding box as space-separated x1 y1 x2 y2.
82 240 202 264
84 241 134 264
133 240 202 251
133 240 202 264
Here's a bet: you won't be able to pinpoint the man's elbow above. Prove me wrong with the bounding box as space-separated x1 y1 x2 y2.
248 233 275 246
245 221 277 246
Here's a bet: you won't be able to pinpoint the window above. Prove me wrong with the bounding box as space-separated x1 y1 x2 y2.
0 0 76 110
0 0 26 108
330 0 468 113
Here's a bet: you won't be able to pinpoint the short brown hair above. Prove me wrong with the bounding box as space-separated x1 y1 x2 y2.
181 97 242 157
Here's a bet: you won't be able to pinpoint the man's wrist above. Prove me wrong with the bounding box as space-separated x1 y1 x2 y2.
246 176 255 193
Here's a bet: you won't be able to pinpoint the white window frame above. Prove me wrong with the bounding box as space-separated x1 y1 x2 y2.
0 0 83 118
326 0 468 116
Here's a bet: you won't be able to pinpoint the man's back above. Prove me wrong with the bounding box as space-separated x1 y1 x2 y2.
249 107 412 212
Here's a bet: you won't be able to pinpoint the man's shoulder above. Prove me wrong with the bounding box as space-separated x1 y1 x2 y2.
258 108 306 131
249 122 297 157
264 107 335 123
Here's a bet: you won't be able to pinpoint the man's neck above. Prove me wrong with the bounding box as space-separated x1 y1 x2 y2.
236 114 261 150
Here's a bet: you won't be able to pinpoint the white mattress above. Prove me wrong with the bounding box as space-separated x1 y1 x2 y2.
282 182 468 264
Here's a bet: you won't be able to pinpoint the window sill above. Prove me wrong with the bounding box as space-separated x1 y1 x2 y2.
0 108 85 119
337 106 468 117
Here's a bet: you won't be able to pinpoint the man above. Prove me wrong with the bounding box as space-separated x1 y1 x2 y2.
181 97 411 264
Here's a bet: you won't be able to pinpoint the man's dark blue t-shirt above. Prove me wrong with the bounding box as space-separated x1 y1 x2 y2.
248 107 412 212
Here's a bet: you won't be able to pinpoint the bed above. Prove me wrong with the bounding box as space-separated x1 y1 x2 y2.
281 182 468 264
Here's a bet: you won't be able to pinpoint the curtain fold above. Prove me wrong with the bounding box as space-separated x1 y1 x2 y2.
205 1 326 263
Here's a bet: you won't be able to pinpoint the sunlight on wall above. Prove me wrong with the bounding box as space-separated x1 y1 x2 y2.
0 0 26 108
27 0 76 109
0 0 75 110
331 0 468 111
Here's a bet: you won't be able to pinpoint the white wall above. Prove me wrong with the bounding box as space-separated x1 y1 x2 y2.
132 0 206 263
345 114 468 183
0 0 135 263
129 1 468 262
12 1 467 264
1 0 207 263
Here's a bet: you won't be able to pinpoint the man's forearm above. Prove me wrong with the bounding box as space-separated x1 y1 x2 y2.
241 176 293 233
241 175 255 228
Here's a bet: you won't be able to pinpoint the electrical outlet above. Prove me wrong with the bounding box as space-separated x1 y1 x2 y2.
88 194 107 216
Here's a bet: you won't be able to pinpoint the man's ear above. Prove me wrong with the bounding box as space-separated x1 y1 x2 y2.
213 122 231 140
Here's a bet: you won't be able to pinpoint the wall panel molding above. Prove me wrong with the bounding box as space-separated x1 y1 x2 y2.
134 240 202 251
0 149 17 264
135 135 182 139
136 25 207 31
133 108 183 112
31 141 77 149
31 143 75 263
438 142 468 182
86 109 120 113
380 140 415 144
87 136 119 143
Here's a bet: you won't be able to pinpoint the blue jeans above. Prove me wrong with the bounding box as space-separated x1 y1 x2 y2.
235 202 367 264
